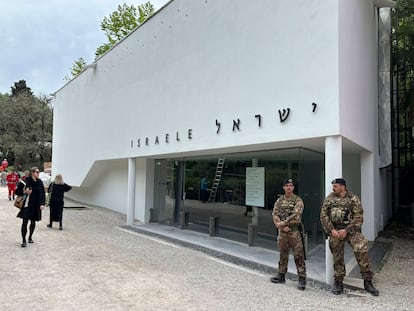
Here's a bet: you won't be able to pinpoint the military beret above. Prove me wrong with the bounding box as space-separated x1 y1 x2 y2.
282 178 294 186
331 178 346 186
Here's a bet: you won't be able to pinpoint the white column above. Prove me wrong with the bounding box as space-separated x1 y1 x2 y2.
361 151 375 240
324 136 343 285
127 157 136 226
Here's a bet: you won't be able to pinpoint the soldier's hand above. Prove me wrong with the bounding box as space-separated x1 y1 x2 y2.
331 229 340 238
283 226 291 233
276 222 284 230
338 229 347 239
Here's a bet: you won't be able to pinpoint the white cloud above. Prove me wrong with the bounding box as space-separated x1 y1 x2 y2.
0 0 168 96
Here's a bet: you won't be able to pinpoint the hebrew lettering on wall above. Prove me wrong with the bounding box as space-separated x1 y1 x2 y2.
278 108 290 122
255 114 262 127
216 119 221 134
233 119 241 131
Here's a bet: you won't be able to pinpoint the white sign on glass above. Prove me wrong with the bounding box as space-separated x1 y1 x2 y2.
245 167 265 207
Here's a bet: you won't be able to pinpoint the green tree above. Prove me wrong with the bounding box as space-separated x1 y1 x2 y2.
66 1 154 80
392 1 414 161
64 57 86 82
393 0 414 103
391 1 414 207
97 1 154 59
0 82 53 170
11 80 33 96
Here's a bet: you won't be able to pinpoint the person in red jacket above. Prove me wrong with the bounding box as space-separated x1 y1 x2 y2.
6 170 19 200
1 158 8 170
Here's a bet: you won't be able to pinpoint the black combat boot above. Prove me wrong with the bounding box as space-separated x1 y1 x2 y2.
297 277 306 290
270 273 286 284
364 280 379 296
332 281 343 295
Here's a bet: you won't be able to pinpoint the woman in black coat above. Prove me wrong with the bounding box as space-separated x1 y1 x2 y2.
47 174 71 230
17 167 45 247
14 170 30 200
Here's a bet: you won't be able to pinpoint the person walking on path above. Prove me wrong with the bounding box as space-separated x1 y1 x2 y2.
15 174 28 205
21 170 30 181
46 174 72 230
6 169 19 200
270 178 307 290
1 158 8 170
0 170 7 187
320 178 379 296
16 167 45 247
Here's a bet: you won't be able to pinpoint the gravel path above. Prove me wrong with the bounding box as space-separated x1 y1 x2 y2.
0 186 413 310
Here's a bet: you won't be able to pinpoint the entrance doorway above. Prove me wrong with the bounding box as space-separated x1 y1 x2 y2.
153 148 325 249
153 159 186 224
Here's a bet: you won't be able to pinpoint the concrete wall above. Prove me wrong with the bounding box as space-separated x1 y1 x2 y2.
66 158 155 222
67 159 129 214
53 0 340 187
338 0 377 152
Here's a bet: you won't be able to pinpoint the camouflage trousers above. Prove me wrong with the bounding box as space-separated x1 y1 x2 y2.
277 230 306 278
329 232 373 282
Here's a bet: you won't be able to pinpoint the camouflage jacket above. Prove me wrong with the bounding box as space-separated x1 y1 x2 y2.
320 191 363 235
272 194 304 227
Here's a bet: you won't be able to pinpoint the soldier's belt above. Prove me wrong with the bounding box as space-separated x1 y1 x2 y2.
333 224 347 230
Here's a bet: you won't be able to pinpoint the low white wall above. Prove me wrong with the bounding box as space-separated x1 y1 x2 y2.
66 159 128 215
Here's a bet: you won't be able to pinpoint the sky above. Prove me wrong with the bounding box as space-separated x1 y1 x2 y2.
0 0 168 96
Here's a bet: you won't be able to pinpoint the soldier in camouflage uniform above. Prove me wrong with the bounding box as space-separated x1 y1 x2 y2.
270 178 306 290
320 178 379 296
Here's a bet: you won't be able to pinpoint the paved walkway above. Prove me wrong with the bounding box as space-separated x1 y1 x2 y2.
1 186 409 310
122 221 389 289
1 187 194 310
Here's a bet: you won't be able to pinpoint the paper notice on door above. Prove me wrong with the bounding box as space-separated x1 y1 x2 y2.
246 167 265 207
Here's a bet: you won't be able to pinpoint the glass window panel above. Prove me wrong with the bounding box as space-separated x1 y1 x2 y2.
154 148 325 249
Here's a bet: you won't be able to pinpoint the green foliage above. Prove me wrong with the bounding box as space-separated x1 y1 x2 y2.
395 0 414 33
11 80 33 96
137 2 154 24
94 44 112 59
73 58 86 78
64 57 86 82
100 4 141 45
393 1 414 93
0 82 53 170
392 1 414 168
95 2 154 59
66 1 155 81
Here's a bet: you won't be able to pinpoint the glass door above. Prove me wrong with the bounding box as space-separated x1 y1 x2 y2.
153 159 184 225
